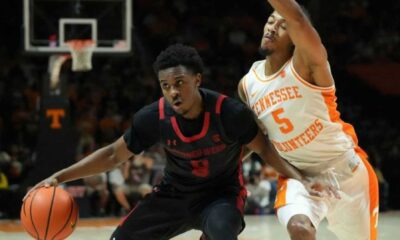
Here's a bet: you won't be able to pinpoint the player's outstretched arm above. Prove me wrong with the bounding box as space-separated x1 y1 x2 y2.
246 129 304 181
246 130 340 198
24 136 134 200
267 0 334 87
267 0 327 66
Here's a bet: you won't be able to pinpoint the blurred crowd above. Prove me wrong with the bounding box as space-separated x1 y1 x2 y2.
1 0 399 218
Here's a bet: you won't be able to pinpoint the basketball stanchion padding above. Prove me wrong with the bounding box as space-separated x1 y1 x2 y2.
66 39 95 72
21 186 79 240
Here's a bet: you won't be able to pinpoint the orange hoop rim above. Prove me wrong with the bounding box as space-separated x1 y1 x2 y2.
66 39 95 51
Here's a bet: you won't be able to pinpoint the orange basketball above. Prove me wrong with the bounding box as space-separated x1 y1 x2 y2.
20 186 79 240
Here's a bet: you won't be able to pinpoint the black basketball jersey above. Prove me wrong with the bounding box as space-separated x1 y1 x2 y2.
158 89 245 193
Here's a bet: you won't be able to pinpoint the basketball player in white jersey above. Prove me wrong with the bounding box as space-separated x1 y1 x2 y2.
238 1 379 240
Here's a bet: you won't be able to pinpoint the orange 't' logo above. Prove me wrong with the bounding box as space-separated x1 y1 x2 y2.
46 109 65 129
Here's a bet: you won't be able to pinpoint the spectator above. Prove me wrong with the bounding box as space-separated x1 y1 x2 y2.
245 171 273 215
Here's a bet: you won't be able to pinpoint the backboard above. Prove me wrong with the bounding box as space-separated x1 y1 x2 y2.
23 0 132 54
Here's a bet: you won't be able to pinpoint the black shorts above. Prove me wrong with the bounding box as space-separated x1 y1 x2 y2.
110 182 246 240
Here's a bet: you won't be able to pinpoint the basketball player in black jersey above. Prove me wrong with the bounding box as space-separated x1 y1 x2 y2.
25 44 308 240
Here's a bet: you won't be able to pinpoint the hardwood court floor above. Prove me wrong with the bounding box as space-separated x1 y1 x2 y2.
1 211 399 239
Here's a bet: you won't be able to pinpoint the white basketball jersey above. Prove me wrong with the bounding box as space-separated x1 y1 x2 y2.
243 59 358 169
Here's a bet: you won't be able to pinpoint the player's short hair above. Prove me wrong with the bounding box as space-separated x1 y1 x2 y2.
153 43 204 75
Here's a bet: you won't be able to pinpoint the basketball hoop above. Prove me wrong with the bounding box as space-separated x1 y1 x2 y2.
66 39 95 72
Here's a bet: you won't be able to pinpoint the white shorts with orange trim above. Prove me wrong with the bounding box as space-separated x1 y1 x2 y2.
275 150 379 240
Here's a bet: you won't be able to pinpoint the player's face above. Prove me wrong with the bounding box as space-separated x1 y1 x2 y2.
260 11 293 55
158 65 202 117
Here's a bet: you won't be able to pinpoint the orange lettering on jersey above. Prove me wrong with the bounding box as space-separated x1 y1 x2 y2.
282 142 293 151
251 86 303 116
289 136 303 147
46 109 65 129
259 97 266 113
274 90 282 103
280 88 288 101
264 95 272 108
271 119 324 152
315 119 323 131
300 132 309 144
269 92 277 105
304 128 311 139
286 87 295 99
309 124 318 136
287 139 298 149
293 86 302 98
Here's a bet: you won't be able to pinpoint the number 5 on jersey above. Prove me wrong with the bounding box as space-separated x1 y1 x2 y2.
272 108 294 134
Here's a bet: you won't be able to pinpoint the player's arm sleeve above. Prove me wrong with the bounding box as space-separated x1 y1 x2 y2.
220 98 259 144
123 104 160 154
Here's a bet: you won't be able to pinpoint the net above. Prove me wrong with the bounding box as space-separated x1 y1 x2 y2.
66 39 95 71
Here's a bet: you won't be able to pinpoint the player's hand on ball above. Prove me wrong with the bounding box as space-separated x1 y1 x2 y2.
23 176 59 201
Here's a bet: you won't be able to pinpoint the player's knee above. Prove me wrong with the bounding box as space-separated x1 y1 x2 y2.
287 216 316 240
203 204 242 240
